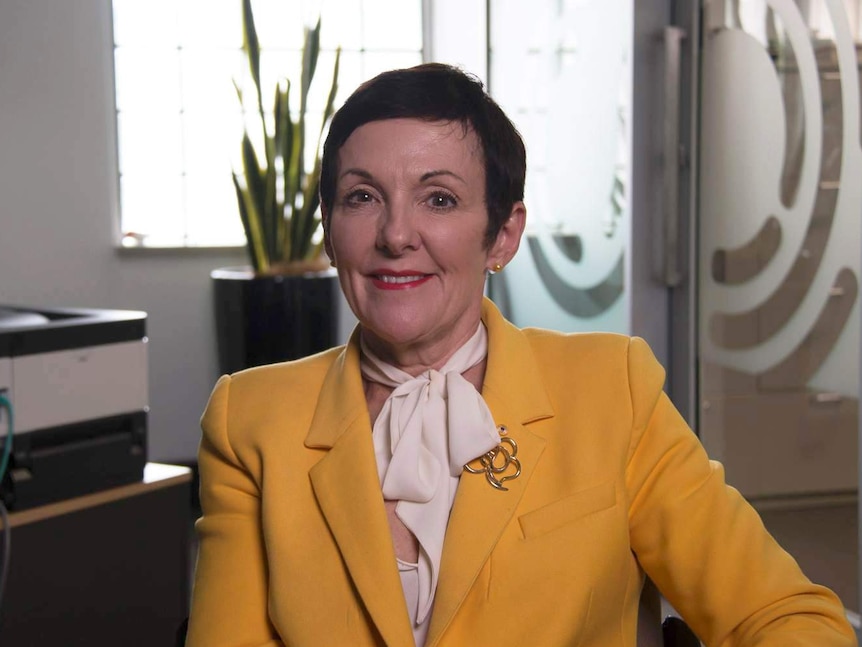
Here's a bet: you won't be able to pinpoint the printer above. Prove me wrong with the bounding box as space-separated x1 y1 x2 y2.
0 305 148 510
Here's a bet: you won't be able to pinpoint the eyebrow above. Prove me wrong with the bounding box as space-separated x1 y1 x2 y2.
340 168 373 181
420 170 466 184
338 168 466 185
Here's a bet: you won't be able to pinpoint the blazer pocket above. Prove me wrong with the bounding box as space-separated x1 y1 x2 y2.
518 482 616 539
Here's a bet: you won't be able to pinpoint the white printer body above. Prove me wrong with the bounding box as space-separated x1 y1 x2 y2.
0 306 148 510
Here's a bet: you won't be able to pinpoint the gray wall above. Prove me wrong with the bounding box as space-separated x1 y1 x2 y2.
0 0 248 462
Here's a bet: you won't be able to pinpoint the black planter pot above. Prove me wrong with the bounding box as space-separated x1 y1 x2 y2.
211 267 340 375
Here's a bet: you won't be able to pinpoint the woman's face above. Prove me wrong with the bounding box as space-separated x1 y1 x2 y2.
324 118 524 369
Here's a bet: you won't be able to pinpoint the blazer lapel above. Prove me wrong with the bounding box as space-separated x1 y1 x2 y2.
425 300 555 646
306 335 415 647
426 421 545 646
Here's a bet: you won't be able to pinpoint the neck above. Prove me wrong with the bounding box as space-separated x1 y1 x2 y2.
362 358 487 425
359 322 482 377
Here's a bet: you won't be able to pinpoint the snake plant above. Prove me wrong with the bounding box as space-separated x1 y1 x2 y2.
233 0 341 274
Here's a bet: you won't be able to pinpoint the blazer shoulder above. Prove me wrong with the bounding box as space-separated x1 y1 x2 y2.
520 326 635 361
229 345 343 386
210 345 346 426
519 328 665 401
200 345 348 467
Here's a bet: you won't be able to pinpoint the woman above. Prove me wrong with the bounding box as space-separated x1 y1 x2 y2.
186 64 856 646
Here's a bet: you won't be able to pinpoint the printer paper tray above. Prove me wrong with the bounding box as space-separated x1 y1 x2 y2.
1 411 146 511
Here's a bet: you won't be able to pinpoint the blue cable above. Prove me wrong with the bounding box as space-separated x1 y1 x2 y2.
0 394 11 482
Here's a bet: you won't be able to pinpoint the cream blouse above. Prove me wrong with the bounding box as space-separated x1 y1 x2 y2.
360 323 500 645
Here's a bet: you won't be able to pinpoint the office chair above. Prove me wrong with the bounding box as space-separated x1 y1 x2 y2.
639 577 701 647
175 617 188 647
662 616 701 646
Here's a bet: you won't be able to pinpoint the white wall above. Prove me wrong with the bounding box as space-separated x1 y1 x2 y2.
0 0 248 462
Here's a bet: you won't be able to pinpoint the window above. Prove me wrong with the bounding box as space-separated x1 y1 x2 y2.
112 0 423 248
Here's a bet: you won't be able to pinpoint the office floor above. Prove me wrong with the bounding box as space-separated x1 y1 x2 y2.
758 500 857 612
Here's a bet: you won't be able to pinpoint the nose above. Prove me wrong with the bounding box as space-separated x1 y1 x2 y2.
376 200 420 255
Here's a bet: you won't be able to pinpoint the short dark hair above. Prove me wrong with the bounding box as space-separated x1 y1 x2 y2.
320 63 526 247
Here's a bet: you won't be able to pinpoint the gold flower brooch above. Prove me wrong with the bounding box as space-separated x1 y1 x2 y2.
464 427 521 491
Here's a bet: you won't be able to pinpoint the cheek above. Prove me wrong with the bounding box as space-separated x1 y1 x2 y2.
328 217 367 262
441 230 489 273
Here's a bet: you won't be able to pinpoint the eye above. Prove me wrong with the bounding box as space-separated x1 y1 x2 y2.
426 191 457 210
344 189 375 206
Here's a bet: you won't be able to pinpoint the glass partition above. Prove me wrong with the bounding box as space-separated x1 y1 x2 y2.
699 0 861 610
488 0 633 334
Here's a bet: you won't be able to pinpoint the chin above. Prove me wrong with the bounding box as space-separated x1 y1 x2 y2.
360 312 437 348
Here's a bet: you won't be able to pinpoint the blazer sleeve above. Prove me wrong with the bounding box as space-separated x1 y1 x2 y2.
624 337 857 647
185 375 285 647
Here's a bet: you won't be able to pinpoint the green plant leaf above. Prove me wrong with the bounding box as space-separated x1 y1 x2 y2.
240 132 269 266
272 81 287 257
288 50 310 247
287 122 303 259
262 85 283 261
241 0 264 129
241 133 264 200
288 21 325 261
296 171 322 261
317 47 340 146
233 172 268 273
233 8 339 272
232 78 244 107
295 47 340 261
302 18 321 100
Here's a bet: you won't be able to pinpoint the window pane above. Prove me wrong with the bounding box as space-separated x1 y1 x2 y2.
258 50 303 112
185 173 246 246
183 109 244 178
120 174 184 244
253 0 304 49
332 50 365 105
113 0 179 46
362 52 422 80
361 51 423 79
361 0 422 50
305 49 342 112
178 0 243 48
113 0 424 249
114 48 182 113
181 48 244 114
320 0 363 50
116 110 183 176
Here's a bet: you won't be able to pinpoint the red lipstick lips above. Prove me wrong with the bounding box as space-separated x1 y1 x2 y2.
370 270 432 290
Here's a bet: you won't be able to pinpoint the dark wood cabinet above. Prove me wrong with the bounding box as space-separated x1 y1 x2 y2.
0 464 192 646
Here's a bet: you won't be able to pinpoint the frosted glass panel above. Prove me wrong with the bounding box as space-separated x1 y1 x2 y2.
488 0 632 334
698 0 862 501
700 0 862 497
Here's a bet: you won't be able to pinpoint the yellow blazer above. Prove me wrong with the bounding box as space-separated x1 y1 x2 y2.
187 299 855 647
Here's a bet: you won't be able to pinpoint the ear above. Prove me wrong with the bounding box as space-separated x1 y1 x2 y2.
487 201 526 270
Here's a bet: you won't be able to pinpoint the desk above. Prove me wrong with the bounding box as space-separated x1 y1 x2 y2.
0 463 192 646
